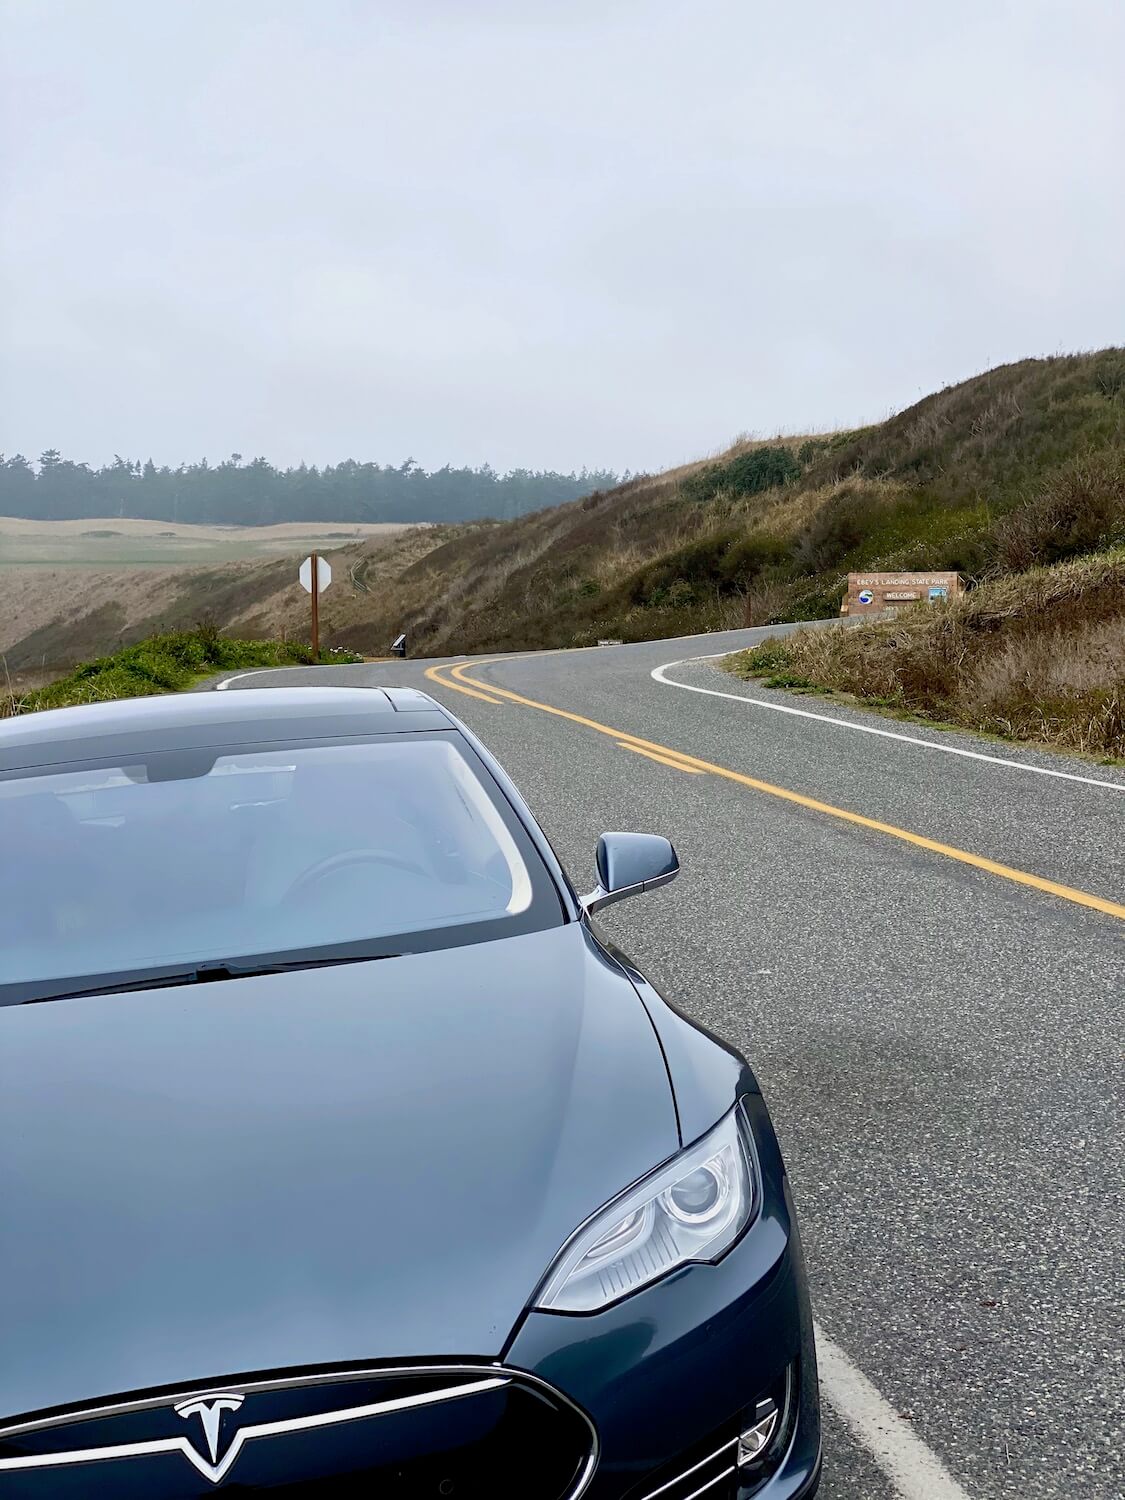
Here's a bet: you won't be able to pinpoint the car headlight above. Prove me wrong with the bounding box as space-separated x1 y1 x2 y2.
535 1102 759 1313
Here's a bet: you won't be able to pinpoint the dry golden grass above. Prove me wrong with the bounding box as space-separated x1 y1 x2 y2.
728 550 1125 758
968 618 1124 752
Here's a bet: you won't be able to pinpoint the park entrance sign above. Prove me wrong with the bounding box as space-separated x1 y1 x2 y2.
842 571 962 617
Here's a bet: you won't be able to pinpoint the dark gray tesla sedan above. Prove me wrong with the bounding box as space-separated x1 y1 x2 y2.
0 686 820 1499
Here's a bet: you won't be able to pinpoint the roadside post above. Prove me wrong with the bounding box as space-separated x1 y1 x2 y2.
298 553 332 657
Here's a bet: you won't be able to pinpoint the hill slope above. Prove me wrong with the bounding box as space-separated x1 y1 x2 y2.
0 526 443 685
3 350 1122 681
329 348 1125 657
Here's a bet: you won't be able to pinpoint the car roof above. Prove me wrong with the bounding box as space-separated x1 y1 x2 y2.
0 687 456 772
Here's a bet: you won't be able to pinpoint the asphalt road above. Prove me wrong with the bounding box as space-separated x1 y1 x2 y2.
218 627 1125 1500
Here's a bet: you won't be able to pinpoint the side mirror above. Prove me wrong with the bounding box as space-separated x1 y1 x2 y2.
581 832 680 915
390 633 407 659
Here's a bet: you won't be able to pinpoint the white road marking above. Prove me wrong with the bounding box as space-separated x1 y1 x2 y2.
814 1323 974 1500
652 656 1125 792
214 669 277 691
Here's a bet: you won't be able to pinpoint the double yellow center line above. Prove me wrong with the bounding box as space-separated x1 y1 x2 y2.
424 657 1125 923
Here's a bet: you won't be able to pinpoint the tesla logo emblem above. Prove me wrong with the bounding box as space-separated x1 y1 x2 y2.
174 1393 244 1467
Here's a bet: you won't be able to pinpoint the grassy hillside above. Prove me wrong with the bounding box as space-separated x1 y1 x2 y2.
2 628 360 717
727 550 1125 759
3 350 1122 681
327 348 1125 657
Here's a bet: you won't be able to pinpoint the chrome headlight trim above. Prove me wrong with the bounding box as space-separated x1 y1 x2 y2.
534 1100 760 1314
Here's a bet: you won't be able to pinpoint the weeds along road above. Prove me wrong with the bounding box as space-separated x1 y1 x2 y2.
216 627 1125 1500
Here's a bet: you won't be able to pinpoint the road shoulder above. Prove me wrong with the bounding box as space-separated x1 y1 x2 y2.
653 653 1125 791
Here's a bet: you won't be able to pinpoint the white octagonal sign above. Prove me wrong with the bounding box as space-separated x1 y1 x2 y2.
298 555 332 594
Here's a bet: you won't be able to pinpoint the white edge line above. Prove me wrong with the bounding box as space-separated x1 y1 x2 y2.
652 657 1125 792
214 668 277 691
814 1322 973 1500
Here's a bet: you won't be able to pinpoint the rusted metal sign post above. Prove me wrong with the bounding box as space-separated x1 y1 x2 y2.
298 553 332 657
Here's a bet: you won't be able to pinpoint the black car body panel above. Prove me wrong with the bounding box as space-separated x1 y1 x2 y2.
0 686 820 1498
0 925 677 1420
597 937 754 1146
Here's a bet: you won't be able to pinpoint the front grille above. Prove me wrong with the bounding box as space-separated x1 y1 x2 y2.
0 1365 595 1499
633 1423 739 1500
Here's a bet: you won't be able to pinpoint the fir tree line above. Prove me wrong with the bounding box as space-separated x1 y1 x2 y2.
0 450 620 526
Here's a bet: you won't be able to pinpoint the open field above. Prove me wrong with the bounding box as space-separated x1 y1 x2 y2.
0 516 415 568
0 523 446 689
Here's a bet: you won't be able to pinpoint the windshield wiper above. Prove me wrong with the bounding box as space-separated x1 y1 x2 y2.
14 952 402 1005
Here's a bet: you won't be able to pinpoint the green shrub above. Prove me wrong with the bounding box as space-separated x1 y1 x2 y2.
681 446 800 504
718 532 792 582
663 579 696 607
628 526 796 606
628 532 737 603
6 629 362 717
724 446 801 496
679 463 725 504
731 639 796 676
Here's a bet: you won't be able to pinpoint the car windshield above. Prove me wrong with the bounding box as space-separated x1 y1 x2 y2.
1 734 561 1000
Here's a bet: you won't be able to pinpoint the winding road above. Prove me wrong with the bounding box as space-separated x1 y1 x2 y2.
216 626 1125 1500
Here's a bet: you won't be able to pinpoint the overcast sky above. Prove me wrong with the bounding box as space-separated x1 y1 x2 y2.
2 0 1122 475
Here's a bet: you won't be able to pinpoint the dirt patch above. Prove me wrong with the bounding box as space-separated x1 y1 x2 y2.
5 602 130 680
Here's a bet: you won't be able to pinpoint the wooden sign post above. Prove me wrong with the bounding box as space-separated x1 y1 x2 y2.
298 553 332 657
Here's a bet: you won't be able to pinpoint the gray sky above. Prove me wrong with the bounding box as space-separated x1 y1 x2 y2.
2 0 1123 475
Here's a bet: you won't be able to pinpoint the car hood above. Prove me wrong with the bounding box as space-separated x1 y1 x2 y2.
0 925 677 1419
